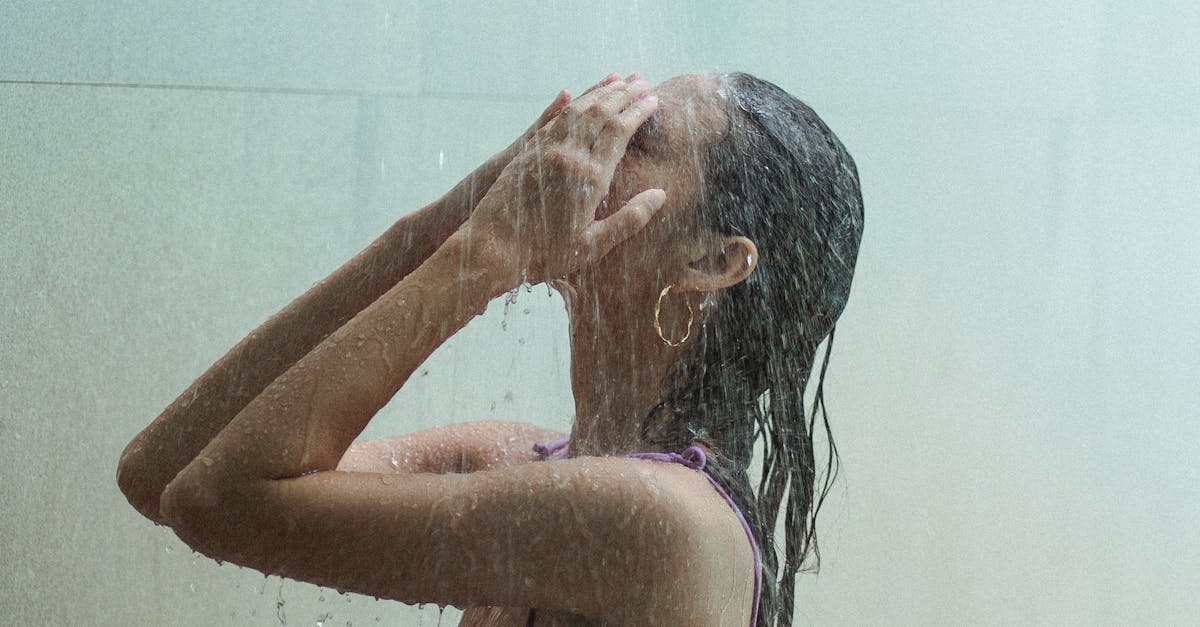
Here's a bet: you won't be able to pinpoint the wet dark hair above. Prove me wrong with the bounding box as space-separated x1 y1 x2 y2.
640 72 864 626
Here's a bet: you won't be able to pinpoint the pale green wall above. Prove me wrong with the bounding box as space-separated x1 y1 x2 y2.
2 1 1197 625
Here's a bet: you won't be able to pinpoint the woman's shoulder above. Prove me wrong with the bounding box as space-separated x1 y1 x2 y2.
459 453 755 624
338 424 754 623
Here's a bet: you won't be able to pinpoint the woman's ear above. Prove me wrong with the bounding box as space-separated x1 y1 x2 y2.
679 235 758 291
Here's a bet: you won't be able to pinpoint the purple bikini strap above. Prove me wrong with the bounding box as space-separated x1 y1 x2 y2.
531 434 571 460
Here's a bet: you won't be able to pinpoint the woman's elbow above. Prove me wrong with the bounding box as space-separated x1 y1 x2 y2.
158 461 226 527
157 468 229 557
158 466 266 566
116 439 168 525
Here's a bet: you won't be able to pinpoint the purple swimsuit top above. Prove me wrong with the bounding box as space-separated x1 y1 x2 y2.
526 435 761 627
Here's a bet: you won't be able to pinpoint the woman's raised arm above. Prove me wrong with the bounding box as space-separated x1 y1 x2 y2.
146 78 705 621
116 89 575 524
146 75 661 494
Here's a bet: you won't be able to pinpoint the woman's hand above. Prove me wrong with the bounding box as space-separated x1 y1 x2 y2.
441 73 630 222
462 77 666 285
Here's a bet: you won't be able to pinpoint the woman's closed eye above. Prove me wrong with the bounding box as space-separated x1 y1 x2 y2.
626 129 649 153
627 114 662 154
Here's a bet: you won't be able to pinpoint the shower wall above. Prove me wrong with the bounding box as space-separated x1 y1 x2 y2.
2 1 1198 625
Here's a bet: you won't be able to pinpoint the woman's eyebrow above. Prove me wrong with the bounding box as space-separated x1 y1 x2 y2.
641 112 663 138
631 112 663 146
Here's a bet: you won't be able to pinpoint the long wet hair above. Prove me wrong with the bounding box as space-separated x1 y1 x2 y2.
640 73 864 626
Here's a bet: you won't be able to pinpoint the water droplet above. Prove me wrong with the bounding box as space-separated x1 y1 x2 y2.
315 612 332 626
276 581 287 624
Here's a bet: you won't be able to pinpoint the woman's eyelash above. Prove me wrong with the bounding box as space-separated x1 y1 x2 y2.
629 127 654 151
628 115 660 152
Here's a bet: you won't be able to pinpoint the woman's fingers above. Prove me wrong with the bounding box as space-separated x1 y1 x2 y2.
593 92 659 163
517 89 571 143
573 78 650 122
501 90 571 163
551 78 651 150
578 189 667 264
538 90 571 126
528 72 644 143
594 79 652 123
578 72 623 99
527 69 632 140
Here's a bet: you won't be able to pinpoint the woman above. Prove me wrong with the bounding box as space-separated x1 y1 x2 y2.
118 71 864 626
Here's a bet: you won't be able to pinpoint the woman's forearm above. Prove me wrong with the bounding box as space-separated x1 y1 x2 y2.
117 195 471 524
161 229 515 492
120 88 568 525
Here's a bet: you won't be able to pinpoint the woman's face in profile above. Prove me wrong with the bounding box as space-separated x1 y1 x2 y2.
591 74 729 270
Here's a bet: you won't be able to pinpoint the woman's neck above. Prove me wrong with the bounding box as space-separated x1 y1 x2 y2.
562 282 690 457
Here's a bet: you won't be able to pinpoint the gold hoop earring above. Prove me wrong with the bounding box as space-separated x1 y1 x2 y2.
654 284 694 347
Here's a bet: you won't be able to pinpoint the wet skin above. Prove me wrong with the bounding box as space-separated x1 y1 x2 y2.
124 72 759 627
